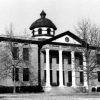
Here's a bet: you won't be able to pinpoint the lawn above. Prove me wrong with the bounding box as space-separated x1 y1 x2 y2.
1 93 100 100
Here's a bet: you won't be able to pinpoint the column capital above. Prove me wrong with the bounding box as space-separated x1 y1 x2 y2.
59 49 63 54
45 48 50 51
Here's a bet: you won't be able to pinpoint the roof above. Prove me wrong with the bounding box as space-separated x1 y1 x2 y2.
0 31 99 50
29 11 57 30
0 36 41 44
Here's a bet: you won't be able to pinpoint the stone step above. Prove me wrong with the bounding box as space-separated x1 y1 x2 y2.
44 86 86 94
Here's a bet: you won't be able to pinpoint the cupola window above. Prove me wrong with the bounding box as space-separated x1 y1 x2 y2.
32 30 34 36
38 28 42 35
47 28 51 35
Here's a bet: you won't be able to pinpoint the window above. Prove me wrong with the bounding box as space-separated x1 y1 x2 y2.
80 71 84 84
50 51 59 64
68 71 72 83
63 52 71 64
97 54 100 64
56 55 59 64
56 70 59 86
23 68 29 81
12 68 19 81
23 48 29 61
32 30 34 36
44 70 46 82
38 28 42 34
80 56 83 65
47 28 51 35
98 71 100 82
75 52 83 65
63 71 65 85
44 52 46 63
67 53 71 64
12 47 19 60
50 70 53 85
65 37 69 42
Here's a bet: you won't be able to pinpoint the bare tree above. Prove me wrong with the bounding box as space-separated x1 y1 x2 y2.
75 19 100 90
0 24 36 93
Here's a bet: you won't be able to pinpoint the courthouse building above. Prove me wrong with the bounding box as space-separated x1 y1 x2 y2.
0 11 100 93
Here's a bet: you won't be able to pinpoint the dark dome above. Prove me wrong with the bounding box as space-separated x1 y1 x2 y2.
29 11 57 30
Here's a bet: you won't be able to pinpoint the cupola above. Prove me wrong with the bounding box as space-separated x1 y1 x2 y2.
29 11 57 40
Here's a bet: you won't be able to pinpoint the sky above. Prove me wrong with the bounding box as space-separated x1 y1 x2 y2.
0 0 100 36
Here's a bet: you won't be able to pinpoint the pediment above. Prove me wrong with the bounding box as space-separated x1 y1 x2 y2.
52 35 81 45
43 31 87 46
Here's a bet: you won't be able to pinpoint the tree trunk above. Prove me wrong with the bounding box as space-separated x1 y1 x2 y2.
13 67 16 93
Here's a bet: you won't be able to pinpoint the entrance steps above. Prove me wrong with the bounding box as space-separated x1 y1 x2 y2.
44 86 85 94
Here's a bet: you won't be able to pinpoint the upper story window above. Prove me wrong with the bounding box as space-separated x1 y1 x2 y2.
12 47 19 60
97 54 100 64
38 28 42 35
75 52 83 65
23 48 29 61
50 51 59 64
32 30 34 36
47 28 51 35
63 52 71 64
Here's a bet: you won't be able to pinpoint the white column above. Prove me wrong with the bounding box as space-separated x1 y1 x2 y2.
59 50 64 87
71 51 76 87
45 49 51 87
83 52 88 87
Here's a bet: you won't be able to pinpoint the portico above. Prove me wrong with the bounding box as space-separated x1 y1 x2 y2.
44 47 88 88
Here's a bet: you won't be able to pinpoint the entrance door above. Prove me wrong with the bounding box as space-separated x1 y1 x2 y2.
56 70 59 86
50 70 52 85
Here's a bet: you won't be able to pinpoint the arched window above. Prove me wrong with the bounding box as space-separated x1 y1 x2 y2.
47 28 51 35
38 28 42 35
